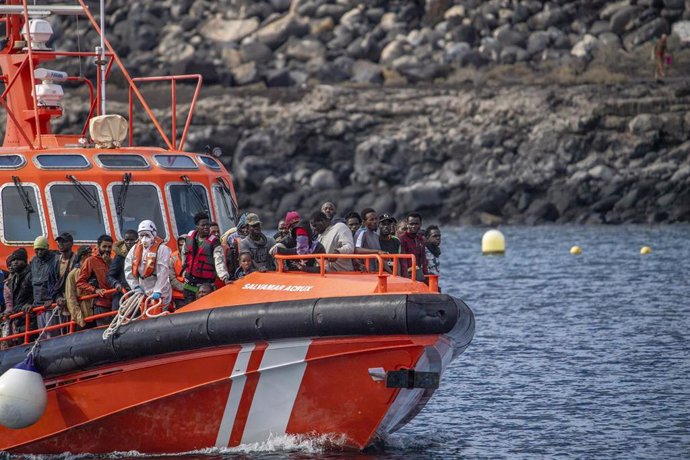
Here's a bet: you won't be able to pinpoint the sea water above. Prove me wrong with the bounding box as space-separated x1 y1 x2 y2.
5 225 689 459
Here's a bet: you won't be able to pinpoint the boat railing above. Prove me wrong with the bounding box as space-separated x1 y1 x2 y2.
0 288 117 346
128 74 203 151
274 253 440 293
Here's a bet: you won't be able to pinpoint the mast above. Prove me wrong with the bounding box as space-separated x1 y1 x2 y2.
98 0 106 115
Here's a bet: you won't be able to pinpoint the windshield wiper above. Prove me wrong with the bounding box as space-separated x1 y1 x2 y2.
12 176 35 228
181 175 209 215
215 177 236 222
115 172 132 230
67 174 102 223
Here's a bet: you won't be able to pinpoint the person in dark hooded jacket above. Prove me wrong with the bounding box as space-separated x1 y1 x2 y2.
7 248 34 338
30 236 59 337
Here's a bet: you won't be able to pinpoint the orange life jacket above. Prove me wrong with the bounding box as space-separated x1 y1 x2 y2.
131 237 164 279
170 250 185 300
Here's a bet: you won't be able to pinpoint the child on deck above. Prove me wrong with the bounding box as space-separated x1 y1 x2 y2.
234 251 256 279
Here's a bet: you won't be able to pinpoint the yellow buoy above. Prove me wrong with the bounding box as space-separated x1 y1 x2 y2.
482 229 505 255
640 246 652 255
570 246 582 255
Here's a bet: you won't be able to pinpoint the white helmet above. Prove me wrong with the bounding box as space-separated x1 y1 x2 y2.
137 219 157 235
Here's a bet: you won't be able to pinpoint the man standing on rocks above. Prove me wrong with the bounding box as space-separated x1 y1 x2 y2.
399 213 428 281
655 34 669 80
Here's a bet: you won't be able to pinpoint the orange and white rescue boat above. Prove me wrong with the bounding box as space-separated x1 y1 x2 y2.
0 1 475 454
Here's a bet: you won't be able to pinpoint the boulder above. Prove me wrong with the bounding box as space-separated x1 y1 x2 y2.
529 7 569 30
527 31 551 56
240 41 273 64
571 34 599 59
255 15 309 49
623 18 670 50
525 199 560 223
609 6 641 35
200 17 259 43
230 61 260 86
284 37 326 61
310 169 339 190
351 60 383 84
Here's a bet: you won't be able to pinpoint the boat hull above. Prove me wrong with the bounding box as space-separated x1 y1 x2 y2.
0 294 474 453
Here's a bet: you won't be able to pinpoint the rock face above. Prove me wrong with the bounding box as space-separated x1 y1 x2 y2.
48 0 688 87
26 0 690 227
167 81 687 227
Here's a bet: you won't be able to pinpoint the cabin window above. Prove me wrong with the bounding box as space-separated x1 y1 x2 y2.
153 154 197 170
198 155 221 170
212 185 237 232
96 154 149 169
0 154 26 169
110 184 167 240
1 184 43 243
168 183 210 236
48 183 108 241
35 154 90 169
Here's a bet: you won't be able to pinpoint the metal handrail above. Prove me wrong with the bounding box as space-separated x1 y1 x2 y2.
0 288 117 345
274 252 418 279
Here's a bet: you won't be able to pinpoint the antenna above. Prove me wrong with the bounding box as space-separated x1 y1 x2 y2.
98 0 106 115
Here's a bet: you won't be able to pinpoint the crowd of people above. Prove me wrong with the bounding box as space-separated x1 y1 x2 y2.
0 201 442 345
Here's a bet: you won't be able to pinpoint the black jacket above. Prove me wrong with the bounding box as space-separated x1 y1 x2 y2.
9 266 33 313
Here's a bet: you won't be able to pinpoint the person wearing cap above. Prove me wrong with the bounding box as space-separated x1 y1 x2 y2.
125 220 172 311
65 245 95 329
53 232 78 327
183 211 220 304
240 213 276 271
30 235 59 337
378 214 401 257
77 234 114 326
6 248 33 340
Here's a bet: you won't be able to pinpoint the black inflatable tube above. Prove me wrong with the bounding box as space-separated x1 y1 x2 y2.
0 294 471 379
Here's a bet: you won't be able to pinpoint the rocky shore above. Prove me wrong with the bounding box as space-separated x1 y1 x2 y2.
38 1 690 224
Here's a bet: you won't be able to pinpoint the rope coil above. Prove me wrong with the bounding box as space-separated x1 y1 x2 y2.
102 290 166 340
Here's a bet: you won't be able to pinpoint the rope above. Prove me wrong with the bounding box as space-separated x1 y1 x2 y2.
27 306 61 357
102 290 167 340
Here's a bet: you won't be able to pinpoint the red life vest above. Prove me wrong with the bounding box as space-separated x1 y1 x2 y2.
184 230 218 282
131 237 164 279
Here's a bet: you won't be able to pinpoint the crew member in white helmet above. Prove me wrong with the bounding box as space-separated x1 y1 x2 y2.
124 220 172 309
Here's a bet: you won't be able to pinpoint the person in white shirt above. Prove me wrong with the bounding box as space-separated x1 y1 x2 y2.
310 211 354 272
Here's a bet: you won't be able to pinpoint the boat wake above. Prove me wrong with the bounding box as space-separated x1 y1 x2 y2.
0 434 350 460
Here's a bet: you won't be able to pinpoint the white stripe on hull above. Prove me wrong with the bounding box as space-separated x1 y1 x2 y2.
241 339 311 444
215 343 255 447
